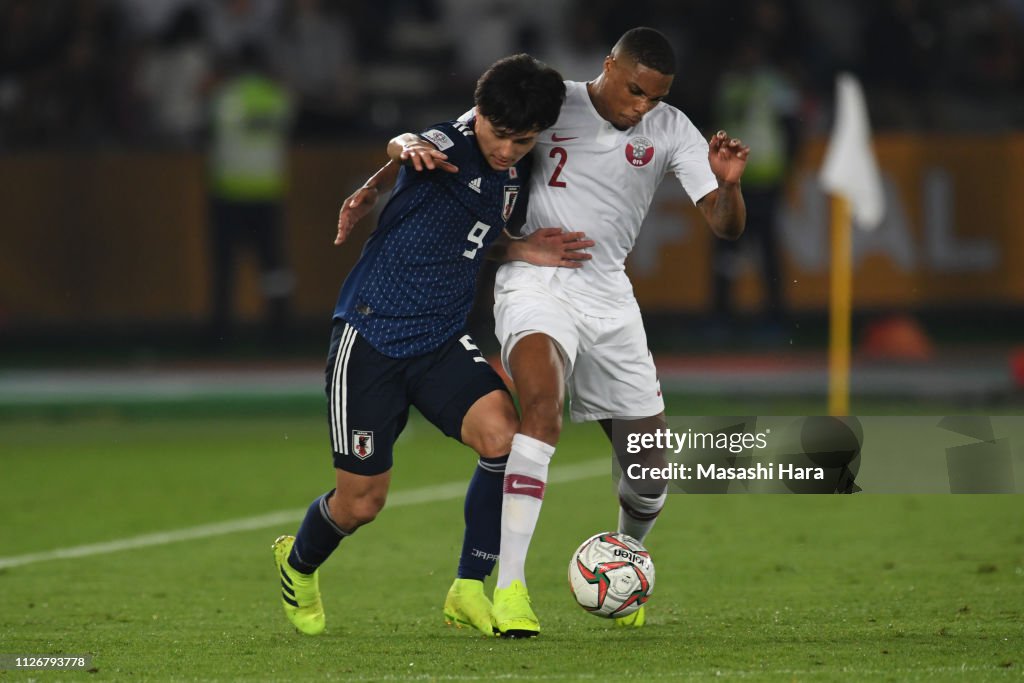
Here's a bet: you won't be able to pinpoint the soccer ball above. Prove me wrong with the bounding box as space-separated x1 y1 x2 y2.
568 532 654 618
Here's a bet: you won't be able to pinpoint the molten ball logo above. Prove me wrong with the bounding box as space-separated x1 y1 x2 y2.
625 136 655 167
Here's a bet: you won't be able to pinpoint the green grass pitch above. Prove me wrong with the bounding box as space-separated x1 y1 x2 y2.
1 396 1022 681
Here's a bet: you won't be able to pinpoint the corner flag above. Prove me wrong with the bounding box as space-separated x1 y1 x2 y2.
820 74 885 230
819 73 885 415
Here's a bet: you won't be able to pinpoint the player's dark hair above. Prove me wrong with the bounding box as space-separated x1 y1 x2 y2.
614 27 676 75
474 54 565 133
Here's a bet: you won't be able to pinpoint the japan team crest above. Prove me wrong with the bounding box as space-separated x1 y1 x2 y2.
625 136 655 167
502 186 520 222
352 430 374 460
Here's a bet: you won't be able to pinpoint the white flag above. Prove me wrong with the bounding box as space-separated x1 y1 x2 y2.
819 73 885 230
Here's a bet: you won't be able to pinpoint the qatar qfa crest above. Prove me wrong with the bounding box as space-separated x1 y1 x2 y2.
352 430 374 459
625 136 655 167
502 185 520 222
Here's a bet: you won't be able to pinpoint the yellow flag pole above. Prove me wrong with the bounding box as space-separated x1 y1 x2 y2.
828 195 852 416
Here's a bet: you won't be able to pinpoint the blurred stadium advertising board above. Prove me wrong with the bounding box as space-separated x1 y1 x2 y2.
1 136 1022 327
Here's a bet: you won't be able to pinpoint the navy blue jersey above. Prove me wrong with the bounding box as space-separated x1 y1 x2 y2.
333 118 530 358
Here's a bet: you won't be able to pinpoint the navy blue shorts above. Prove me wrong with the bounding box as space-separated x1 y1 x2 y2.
324 320 510 475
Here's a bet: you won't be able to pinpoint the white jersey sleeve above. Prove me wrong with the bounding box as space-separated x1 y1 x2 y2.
666 109 719 206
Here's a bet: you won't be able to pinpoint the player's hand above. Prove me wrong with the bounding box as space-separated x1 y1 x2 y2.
708 130 749 185
336 185 379 245
520 227 595 268
399 141 459 173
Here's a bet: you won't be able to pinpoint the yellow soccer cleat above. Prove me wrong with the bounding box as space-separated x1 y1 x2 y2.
614 604 645 627
272 535 325 635
443 578 496 637
492 580 540 638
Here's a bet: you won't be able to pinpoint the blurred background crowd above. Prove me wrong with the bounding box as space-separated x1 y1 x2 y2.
2 0 1023 367
2 0 1023 152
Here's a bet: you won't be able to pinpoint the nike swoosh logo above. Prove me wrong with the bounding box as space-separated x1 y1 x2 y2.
510 480 541 490
551 134 578 142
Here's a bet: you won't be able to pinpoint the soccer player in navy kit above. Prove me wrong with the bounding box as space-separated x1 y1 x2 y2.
272 55 588 638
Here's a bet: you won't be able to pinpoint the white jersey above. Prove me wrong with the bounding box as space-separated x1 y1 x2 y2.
500 80 718 316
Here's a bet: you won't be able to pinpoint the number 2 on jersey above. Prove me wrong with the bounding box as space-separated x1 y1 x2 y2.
548 147 568 188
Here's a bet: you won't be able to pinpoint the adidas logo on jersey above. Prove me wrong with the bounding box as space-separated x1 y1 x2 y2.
453 121 475 138
468 177 482 193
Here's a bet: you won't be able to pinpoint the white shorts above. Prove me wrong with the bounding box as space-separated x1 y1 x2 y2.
494 271 664 423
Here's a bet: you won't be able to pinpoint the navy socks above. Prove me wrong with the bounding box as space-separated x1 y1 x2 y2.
288 490 350 574
457 455 508 580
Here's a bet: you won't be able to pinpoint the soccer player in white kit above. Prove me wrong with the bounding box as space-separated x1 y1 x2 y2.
490 27 749 636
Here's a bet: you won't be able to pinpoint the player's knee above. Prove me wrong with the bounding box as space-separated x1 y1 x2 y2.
463 390 519 457
473 419 516 458
333 490 386 529
348 493 386 527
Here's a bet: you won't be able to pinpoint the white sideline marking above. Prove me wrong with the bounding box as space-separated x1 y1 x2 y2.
0 460 607 570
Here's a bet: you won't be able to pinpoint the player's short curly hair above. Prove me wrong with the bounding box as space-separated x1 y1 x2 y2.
474 54 565 133
614 27 676 75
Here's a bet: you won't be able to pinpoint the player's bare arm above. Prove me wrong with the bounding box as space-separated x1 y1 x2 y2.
387 133 459 173
336 161 398 245
698 129 750 241
489 228 596 268
335 134 460 246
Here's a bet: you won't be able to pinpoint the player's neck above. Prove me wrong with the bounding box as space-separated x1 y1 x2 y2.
586 78 630 131
585 78 613 125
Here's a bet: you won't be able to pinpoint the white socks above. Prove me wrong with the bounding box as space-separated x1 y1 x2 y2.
617 477 667 544
494 433 666 589
496 433 555 589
